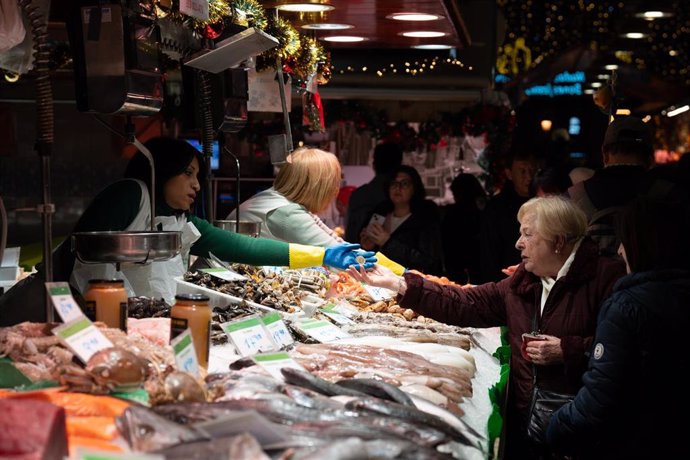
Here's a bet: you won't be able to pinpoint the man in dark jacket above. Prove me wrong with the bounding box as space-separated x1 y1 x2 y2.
479 153 536 282
567 116 653 255
547 184 690 459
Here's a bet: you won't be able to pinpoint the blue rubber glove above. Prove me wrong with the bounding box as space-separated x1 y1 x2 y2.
323 243 377 270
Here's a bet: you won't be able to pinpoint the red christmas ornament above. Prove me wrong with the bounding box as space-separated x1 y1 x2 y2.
203 21 224 40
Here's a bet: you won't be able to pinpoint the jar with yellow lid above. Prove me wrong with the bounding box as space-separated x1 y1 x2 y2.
84 279 127 331
170 293 212 368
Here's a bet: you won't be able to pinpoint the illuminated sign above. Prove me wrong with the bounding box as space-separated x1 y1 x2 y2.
495 71 587 97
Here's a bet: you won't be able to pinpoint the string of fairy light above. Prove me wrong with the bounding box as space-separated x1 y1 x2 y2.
497 0 690 84
332 57 470 77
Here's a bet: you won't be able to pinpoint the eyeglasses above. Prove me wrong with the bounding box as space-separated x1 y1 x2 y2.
389 179 412 189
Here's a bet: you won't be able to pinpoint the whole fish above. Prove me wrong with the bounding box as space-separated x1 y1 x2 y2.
282 384 346 411
291 437 453 460
345 397 481 450
154 433 269 460
336 378 415 407
281 367 367 397
117 405 207 452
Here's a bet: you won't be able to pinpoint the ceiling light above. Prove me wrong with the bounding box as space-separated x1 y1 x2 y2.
302 23 353 30
667 105 690 117
322 35 366 43
635 11 671 19
596 74 610 80
540 120 553 132
584 89 595 94
604 64 618 70
623 32 646 39
276 3 334 13
400 31 446 38
413 44 454 50
591 82 602 88
669 50 678 56
387 12 443 21
616 109 631 115
642 115 652 122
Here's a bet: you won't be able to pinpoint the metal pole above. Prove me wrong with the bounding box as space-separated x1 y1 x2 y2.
223 147 241 233
274 10 293 152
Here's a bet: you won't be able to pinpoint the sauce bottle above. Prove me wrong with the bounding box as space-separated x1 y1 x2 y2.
84 279 128 331
170 293 212 368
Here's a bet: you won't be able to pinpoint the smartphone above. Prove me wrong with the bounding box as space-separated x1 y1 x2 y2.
368 213 385 226
521 333 547 359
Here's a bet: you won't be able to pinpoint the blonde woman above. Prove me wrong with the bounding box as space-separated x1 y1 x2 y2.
349 195 626 459
228 147 344 246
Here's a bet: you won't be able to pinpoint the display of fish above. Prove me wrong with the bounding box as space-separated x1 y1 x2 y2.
281 367 368 397
154 433 269 460
336 378 415 407
289 436 454 459
345 397 482 451
116 405 207 452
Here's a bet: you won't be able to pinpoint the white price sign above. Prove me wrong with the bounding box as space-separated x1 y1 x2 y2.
222 315 277 357
179 0 209 21
46 282 85 323
53 317 113 363
363 283 396 301
297 319 350 343
319 305 355 326
253 352 305 381
171 328 200 378
261 312 294 348
199 267 247 282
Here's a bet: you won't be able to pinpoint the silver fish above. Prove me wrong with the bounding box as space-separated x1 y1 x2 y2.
117 405 207 452
336 378 415 407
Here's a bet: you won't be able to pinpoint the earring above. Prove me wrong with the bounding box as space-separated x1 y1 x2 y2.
555 249 560 254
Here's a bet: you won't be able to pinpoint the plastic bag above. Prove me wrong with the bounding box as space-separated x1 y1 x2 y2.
0 0 26 53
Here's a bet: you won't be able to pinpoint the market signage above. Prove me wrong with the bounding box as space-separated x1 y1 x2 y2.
524 71 586 97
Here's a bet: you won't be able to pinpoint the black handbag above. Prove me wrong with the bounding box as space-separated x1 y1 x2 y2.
526 386 575 444
525 307 575 445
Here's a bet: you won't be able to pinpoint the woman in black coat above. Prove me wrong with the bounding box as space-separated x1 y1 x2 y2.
546 182 690 459
359 165 443 275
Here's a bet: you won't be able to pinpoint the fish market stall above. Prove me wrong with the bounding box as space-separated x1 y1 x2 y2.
0 263 507 459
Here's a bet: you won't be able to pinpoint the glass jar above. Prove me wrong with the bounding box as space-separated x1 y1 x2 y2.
84 279 127 331
170 293 212 368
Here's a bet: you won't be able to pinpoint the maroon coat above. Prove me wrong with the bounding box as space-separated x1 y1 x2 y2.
399 238 626 414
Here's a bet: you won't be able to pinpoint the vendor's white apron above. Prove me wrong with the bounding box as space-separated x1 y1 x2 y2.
71 180 200 304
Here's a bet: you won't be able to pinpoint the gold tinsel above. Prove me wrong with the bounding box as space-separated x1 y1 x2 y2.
294 36 322 80
264 15 301 60
230 0 268 30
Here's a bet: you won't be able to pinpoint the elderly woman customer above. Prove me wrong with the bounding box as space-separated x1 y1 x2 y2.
349 195 626 459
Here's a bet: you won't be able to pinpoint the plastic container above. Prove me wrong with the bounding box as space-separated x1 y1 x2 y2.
83 279 127 331
170 293 212 368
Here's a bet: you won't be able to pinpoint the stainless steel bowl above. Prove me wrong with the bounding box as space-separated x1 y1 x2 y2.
214 220 262 238
72 231 182 264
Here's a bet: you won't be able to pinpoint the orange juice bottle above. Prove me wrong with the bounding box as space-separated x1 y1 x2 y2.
170 293 212 368
84 279 128 331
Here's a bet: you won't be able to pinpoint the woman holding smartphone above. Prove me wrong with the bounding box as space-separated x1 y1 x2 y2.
359 165 443 275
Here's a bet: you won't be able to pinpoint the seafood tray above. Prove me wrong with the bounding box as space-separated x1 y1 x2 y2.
175 276 279 314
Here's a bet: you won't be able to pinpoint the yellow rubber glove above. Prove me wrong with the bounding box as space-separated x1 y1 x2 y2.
375 252 405 276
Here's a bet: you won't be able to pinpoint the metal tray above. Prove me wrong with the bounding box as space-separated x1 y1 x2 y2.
214 220 261 238
72 231 181 264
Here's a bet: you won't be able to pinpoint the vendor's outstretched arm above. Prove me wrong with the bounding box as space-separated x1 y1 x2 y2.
190 217 375 269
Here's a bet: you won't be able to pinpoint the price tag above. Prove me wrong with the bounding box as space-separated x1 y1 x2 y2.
179 0 209 21
320 304 355 325
199 267 247 282
253 352 305 381
170 328 200 378
77 448 164 460
261 312 294 348
222 315 277 357
295 319 350 343
363 283 396 301
53 317 113 363
46 282 85 323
